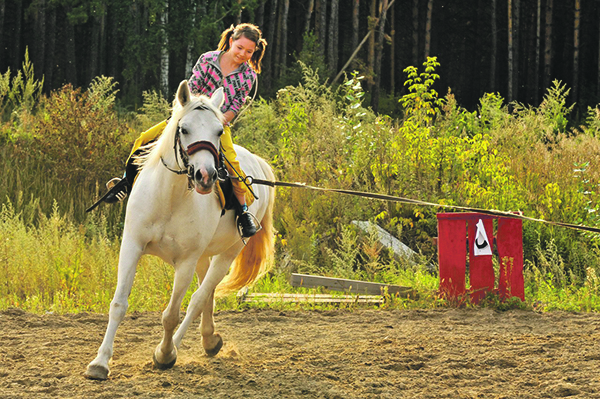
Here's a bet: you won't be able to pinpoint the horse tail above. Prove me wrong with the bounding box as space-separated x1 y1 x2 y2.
216 156 276 296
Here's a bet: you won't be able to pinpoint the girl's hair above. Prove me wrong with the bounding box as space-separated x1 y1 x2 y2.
217 23 268 74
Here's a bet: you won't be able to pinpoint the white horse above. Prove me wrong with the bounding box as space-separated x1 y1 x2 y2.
85 81 275 380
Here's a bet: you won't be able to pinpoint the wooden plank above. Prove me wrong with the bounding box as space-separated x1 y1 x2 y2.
290 273 418 298
240 292 384 304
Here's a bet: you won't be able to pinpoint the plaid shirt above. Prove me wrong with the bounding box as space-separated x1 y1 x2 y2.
188 51 257 116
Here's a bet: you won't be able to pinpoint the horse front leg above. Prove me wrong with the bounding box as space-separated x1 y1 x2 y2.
153 260 197 369
85 238 142 380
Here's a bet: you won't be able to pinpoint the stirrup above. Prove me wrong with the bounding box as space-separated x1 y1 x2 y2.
106 177 121 190
236 211 262 242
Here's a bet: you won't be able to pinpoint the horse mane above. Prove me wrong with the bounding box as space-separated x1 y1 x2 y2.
135 94 225 171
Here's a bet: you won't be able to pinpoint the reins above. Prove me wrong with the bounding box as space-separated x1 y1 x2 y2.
240 176 600 235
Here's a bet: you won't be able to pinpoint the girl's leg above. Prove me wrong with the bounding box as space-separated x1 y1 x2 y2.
104 120 168 203
220 126 258 238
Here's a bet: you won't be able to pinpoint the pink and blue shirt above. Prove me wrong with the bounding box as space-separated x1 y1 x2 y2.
188 50 257 116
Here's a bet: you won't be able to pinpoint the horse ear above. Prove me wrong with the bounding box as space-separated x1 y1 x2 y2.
177 80 192 106
211 87 225 110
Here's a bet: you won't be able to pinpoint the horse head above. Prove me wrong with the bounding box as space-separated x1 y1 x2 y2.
175 80 225 195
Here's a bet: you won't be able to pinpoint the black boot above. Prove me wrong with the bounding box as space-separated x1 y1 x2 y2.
237 204 259 238
103 177 130 203
103 156 140 204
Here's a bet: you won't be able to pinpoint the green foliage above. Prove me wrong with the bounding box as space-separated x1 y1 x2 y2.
88 76 119 112
28 84 130 184
0 48 44 122
135 89 172 129
581 105 600 137
538 80 574 136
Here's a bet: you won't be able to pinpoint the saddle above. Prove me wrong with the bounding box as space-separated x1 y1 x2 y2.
215 175 256 215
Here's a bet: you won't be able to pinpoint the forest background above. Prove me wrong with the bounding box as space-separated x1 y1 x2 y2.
1 0 600 312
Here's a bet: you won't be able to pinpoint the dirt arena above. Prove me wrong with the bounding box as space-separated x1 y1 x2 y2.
1 307 599 398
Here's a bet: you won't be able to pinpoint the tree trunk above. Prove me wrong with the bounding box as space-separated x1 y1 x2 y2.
508 0 513 101
263 0 278 92
351 0 359 69
274 0 282 79
412 0 419 65
186 2 204 75
256 1 265 28
534 0 541 104
107 5 120 80
543 0 553 91
12 0 22 72
514 0 519 100
315 0 327 58
367 0 376 91
304 0 314 34
160 1 169 97
33 0 46 82
235 0 242 25
371 0 389 112
0 0 4 63
327 0 339 76
99 6 106 77
490 0 497 91
572 0 580 102
424 0 433 59
390 3 395 95
280 0 289 77
65 6 77 85
89 9 101 85
44 4 56 91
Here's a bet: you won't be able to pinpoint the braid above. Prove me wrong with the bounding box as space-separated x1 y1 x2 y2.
249 38 267 74
217 25 236 53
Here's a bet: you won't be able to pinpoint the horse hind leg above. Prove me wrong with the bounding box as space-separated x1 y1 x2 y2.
153 260 197 370
200 290 222 357
173 245 243 357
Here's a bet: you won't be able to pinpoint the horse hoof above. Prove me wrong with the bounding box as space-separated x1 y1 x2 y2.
204 334 223 357
153 352 177 370
84 364 109 380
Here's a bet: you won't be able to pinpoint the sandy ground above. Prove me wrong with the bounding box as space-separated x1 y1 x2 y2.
0 307 599 398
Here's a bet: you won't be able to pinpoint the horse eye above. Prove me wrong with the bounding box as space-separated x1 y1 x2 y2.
179 126 188 135
218 129 224 136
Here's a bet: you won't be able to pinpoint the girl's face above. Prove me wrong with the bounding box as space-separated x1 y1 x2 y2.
228 36 257 65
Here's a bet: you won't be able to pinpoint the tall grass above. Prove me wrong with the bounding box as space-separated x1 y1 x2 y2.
1 56 600 313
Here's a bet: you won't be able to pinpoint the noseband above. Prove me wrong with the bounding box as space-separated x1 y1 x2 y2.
186 140 220 167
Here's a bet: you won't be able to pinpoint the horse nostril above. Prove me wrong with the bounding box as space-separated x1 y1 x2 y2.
195 169 204 182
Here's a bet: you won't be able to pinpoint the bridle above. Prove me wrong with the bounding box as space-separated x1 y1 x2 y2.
160 106 224 185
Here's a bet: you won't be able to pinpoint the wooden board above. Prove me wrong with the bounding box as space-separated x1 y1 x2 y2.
239 292 384 304
290 273 418 299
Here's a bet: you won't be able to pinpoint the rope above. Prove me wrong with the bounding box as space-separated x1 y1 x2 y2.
245 177 600 234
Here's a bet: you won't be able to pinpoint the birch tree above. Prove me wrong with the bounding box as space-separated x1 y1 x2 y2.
305 0 314 34
160 1 169 98
327 0 339 75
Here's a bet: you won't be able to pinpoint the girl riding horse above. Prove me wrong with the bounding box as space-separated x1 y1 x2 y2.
104 23 267 238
